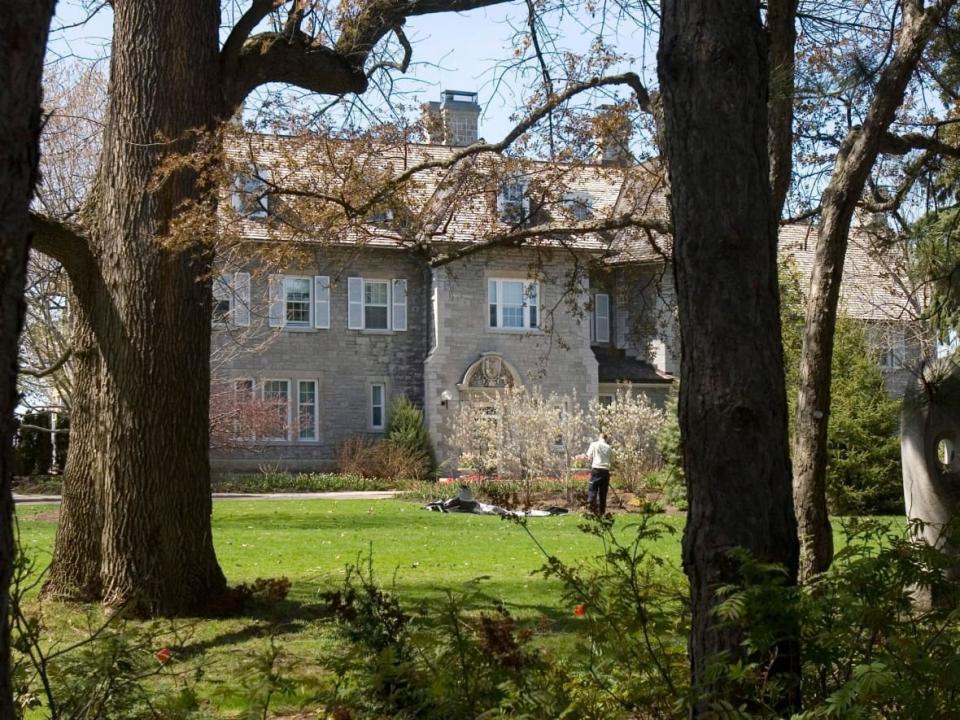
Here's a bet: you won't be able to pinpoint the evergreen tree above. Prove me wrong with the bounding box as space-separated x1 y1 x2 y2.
385 396 436 481
781 259 902 515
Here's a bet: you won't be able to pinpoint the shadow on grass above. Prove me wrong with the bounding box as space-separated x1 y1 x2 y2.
176 597 333 658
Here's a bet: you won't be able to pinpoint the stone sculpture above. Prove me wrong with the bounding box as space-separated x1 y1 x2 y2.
901 358 960 605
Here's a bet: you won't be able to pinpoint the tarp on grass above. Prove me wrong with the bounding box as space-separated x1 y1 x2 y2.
423 487 568 517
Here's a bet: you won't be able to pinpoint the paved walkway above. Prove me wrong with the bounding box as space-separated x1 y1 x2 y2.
13 490 399 505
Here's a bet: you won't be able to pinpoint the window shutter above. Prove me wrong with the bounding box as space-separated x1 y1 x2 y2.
528 282 539 329
233 272 251 327
392 279 407 331
314 275 330 329
347 277 363 329
594 293 610 343
495 186 507 218
268 275 284 327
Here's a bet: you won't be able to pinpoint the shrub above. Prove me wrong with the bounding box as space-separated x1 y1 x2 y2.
212 470 403 493
593 387 666 493
337 436 426 481
780 258 902 515
385 396 435 480
649 382 686 509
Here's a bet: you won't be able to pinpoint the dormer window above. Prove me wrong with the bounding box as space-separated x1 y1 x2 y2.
497 179 530 224
563 192 593 221
366 208 395 226
232 168 271 219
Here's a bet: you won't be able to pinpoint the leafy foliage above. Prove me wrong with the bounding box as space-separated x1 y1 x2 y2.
385 395 436 480
649 382 686 509
780 258 902 514
909 207 960 344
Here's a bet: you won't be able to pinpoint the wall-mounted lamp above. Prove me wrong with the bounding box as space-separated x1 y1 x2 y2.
440 390 453 407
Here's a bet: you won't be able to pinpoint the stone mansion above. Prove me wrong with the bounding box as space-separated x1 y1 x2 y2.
209 91 919 473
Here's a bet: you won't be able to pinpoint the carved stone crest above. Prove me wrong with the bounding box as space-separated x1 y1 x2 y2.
466 353 515 388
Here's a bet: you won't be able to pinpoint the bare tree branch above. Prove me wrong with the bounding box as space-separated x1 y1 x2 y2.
365 26 412 77
20 348 72 379
429 212 671 266
879 130 960 158
220 0 286 85
29 213 93 284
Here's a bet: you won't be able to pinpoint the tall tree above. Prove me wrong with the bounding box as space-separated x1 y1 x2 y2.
793 0 959 580
1 0 57 714
658 0 799 711
31 0 517 615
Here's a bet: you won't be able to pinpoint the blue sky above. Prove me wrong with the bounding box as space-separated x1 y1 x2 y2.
47 1 655 143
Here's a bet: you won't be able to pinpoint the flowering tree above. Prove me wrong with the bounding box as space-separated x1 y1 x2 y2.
593 388 665 492
448 386 662 501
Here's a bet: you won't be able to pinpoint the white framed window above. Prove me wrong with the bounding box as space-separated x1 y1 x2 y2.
212 275 232 325
366 208 394 225
370 383 386 430
262 379 290 441
233 378 256 439
497 178 530 223
879 332 907 370
297 380 318 441
347 276 407 331
212 272 251 327
235 378 255 402
364 280 389 330
593 292 610 343
269 275 328 329
563 192 593 221
284 276 312 327
232 168 271 219
598 394 614 407
488 279 539 330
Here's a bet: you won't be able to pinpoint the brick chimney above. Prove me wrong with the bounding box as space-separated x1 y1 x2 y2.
594 105 634 166
424 90 480 146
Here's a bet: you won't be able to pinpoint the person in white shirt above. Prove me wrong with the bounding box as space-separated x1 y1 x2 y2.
584 432 613 514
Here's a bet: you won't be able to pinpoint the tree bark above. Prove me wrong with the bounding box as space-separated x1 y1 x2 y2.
36 0 524 616
0 0 57 714
658 0 800 713
43 0 227 615
767 0 799 222
793 0 954 581
42 304 103 601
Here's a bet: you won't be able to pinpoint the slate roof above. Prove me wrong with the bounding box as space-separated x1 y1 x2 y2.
593 346 673 384
229 134 917 323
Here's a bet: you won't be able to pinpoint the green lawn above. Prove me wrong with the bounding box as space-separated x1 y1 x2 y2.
13 499 901 717
17 498 684 609
14 498 685 716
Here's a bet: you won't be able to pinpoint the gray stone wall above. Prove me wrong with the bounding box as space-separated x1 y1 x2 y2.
424 248 599 472
210 247 430 472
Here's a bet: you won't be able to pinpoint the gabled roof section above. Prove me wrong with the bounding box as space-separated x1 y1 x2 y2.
224 132 918 324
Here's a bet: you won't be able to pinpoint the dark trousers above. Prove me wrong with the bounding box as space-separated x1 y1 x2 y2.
587 468 610 514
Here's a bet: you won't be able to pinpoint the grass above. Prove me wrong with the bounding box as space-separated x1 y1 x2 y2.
14 498 684 717
17 498 684 609
13 499 902 717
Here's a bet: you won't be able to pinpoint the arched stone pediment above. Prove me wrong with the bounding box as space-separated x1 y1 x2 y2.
460 352 521 389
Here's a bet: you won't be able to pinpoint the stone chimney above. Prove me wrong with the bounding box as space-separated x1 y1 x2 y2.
594 105 634 166
424 90 480 146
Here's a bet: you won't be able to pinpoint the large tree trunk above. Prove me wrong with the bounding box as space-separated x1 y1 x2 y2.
42 307 103 600
43 0 227 615
658 0 800 712
0 0 57 715
792 1 952 581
